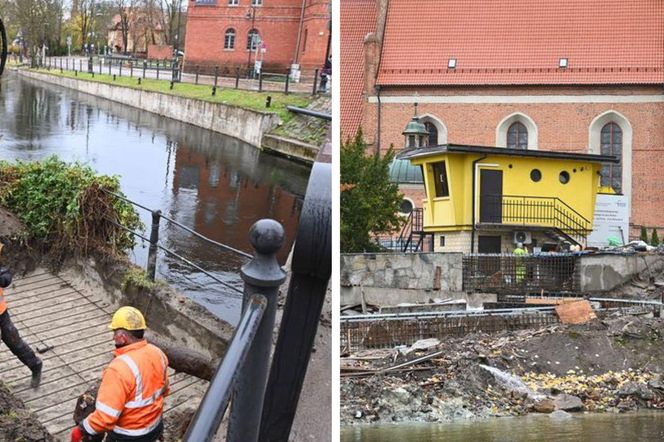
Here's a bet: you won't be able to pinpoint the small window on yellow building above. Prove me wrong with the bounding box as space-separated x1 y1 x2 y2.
432 162 450 197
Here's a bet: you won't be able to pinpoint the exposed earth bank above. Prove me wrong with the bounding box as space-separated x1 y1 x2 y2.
341 316 664 425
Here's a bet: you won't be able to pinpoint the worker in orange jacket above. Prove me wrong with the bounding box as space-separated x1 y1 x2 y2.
0 264 42 388
71 306 169 442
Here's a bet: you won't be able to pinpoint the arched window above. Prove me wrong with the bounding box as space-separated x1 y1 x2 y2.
247 29 260 50
424 122 438 146
224 29 236 50
600 122 623 193
507 122 528 149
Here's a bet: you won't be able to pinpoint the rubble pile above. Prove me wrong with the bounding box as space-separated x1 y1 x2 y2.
341 316 664 425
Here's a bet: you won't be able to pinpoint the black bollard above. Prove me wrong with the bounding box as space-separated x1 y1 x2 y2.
212 66 219 96
285 68 290 95
265 96 271 108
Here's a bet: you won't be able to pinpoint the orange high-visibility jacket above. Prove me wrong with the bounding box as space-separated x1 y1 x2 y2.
83 340 170 438
0 288 6 315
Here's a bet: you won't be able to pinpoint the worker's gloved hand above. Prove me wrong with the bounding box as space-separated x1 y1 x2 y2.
70 426 83 442
0 267 11 288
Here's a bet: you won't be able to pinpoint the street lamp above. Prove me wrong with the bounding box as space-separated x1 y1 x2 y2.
246 6 256 77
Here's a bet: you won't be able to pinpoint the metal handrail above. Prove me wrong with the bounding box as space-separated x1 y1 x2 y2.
101 188 252 259
484 194 591 238
183 294 267 441
104 216 244 294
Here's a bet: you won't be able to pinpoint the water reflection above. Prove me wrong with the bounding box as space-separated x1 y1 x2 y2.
0 72 310 324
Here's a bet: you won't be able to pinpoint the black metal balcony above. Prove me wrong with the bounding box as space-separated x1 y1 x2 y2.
479 194 592 245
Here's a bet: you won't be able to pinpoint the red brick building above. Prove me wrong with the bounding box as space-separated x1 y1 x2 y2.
341 0 664 240
184 0 330 74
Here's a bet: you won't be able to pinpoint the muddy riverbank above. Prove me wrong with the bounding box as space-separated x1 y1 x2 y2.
341 315 664 425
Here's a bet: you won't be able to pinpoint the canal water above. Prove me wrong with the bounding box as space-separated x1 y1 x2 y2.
341 411 664 441
0 71 311 324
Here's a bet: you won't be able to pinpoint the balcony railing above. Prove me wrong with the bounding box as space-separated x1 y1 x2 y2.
480 194 591 244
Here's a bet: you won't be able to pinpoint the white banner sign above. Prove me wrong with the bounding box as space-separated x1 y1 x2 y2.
587 194 629 247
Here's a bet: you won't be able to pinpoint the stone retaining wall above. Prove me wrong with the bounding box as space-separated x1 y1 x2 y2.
340 252 464 306
19 70 278 147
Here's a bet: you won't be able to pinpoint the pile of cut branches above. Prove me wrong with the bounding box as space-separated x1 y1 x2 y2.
0 157 142 263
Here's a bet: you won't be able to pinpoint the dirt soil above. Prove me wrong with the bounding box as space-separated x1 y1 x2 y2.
0 381 53 441
341 315 664 425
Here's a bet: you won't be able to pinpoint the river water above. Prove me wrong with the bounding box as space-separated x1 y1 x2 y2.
0 71 311 324
341 411 664 441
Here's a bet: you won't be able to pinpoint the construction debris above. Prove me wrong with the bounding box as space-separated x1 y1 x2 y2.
341 316 664 425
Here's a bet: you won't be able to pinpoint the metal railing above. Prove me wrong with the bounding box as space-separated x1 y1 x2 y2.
462 253 580 294
186 142 331 442
481 194 591 245
38 55 328 96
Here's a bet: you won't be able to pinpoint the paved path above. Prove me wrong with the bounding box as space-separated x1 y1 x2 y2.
3 269 207 441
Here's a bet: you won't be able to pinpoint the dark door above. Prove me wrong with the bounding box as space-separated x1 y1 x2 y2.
478 235 502 254
479 169 503 223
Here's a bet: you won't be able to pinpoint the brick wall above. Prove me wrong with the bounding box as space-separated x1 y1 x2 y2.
183 0 329 74
148 44 174 59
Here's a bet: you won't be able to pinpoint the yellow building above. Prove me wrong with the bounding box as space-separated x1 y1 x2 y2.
398 143 619 253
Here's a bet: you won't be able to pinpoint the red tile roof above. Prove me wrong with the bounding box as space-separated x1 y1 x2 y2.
340 0 377 139
377 0 664 86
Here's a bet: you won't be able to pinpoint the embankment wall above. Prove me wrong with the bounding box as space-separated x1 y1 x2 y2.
19 70 278 147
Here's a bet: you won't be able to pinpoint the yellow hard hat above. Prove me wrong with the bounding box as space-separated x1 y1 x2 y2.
110 306 147 331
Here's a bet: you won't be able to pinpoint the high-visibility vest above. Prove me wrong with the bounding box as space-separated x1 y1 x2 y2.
0 288 6 315
83 340 169 438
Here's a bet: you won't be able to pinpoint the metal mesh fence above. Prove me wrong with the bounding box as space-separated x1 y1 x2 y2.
462 253 580 294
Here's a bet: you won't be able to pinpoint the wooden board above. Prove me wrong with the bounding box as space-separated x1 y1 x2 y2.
555 300 597 325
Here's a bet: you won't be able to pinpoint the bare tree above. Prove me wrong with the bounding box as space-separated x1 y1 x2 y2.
10 0 62 56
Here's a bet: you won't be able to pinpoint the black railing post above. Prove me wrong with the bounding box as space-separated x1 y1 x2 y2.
143 61 147 79
212 66 219 95
259 142 332 442
195 65 199 84
235 68 240 88
258 70 263 92
146 210 162 280
108 60 111 75
227 219 287 442
156 62 160 79
88 56 93 74
312 68 318 95
130 61 133 77
119 61 122 77
285 68 290 95
99 58 102 74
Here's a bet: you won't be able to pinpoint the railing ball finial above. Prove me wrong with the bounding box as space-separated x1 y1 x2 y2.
248 219 284 256
242 219 287 289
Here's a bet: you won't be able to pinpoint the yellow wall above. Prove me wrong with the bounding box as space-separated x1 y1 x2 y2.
412 153 602 232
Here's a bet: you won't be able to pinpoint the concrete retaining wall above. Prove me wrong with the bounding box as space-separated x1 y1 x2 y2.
340 252 464 306
261 134 319 164
19 70 279 147
578 254 664 293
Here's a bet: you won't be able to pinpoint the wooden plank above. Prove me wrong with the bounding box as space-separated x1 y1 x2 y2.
555 300 597 325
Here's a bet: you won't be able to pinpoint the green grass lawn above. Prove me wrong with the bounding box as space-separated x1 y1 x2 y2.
32 68 311 123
